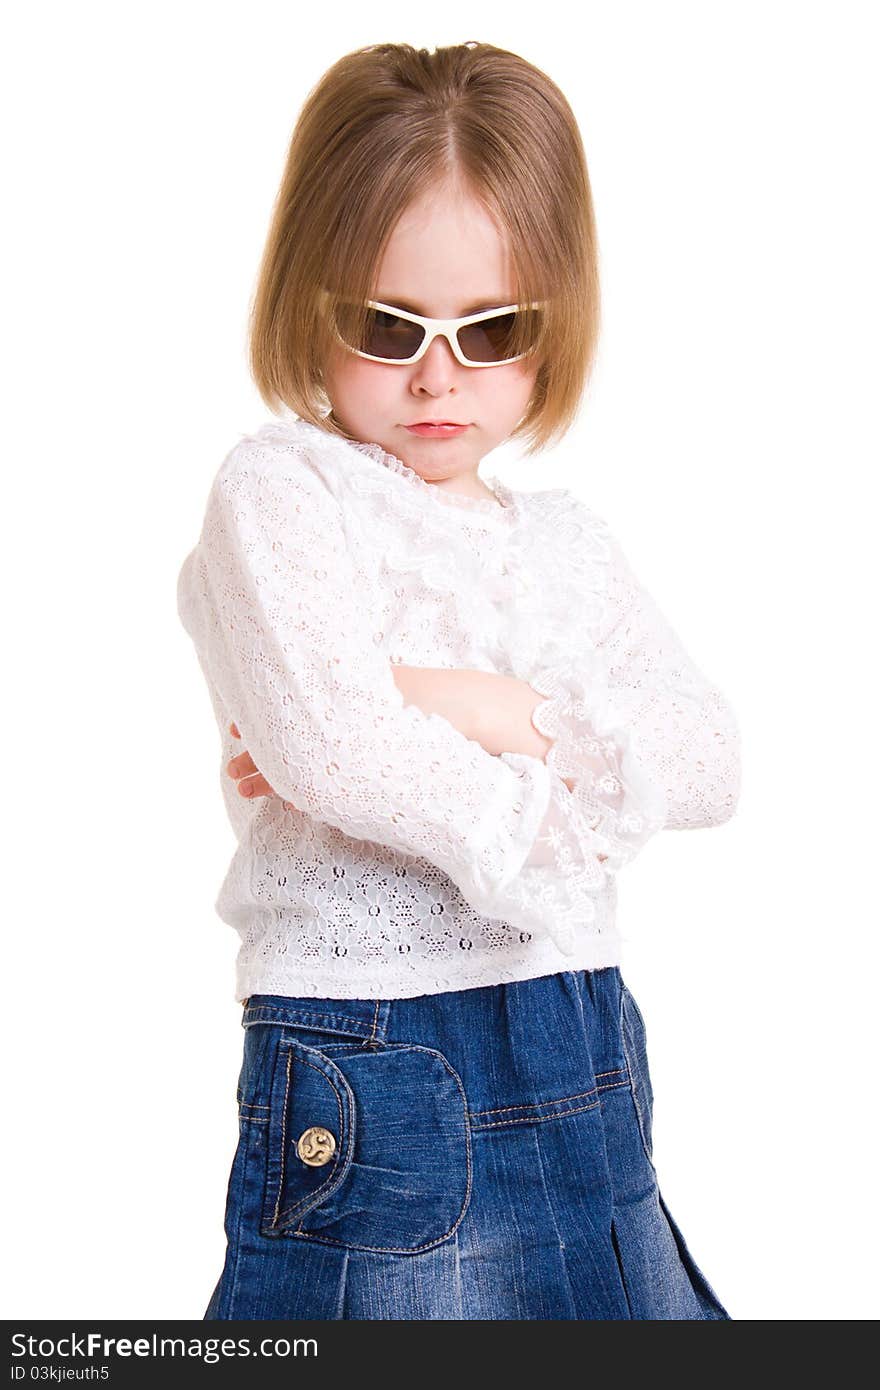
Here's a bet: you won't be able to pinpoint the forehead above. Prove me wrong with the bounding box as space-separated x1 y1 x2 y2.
374 186 516 318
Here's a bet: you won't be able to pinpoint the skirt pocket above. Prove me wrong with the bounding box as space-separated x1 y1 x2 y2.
259 1035 472 1255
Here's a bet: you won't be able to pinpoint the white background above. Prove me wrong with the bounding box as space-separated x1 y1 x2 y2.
3 1 877 1321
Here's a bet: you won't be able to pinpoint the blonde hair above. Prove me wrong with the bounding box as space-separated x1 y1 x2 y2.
248 41 601 457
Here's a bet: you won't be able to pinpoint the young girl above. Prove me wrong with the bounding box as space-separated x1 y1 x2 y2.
177 40 741 1321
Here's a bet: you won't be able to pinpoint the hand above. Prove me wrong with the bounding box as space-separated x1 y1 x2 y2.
226 722 281 801
224 716 603 861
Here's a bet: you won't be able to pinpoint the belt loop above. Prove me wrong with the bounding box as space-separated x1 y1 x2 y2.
372 999 392 1041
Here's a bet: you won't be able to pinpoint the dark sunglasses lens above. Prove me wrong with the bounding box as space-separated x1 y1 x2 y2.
334 303 424 359
365 308 425 360
457 309 542 363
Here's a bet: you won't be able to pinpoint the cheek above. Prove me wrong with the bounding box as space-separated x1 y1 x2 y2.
326 350 398 412
485 361 539 415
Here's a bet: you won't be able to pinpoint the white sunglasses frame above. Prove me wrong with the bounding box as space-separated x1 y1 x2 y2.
324 294 547 368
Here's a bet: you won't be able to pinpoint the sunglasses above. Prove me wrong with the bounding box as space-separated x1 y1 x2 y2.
324 294 546 367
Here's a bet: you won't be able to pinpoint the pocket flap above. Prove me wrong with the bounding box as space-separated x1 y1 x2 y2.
263 1040 356 1233
261 1038 471 1253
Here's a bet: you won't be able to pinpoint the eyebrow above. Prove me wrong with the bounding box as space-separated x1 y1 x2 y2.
373 297 512 316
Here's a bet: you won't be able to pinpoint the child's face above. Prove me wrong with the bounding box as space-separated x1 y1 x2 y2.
323 181 539 488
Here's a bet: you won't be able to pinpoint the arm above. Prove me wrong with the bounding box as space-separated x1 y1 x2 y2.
525 505 742 872
390 665 557 762
178 438 620 954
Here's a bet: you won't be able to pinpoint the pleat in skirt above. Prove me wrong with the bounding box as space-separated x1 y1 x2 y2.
204 965 730 1320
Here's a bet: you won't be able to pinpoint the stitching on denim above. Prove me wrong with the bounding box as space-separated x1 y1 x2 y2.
470 1078 630 1130
271 1049 293 1227
287 1045 473 1256
620 982 647 1034
243 1003 379 1038
223 1091 258 1317
469 1068 627 1118
471 1085 599 1116
274 1052 348 1227
619 991 654 1168
366 1000 380 1043
472 1098 602 1129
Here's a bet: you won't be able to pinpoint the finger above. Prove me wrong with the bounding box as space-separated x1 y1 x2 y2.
237 773 276 799
227 752 258 779
229 722 241 739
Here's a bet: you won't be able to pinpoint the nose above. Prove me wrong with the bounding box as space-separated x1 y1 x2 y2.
408 331 462 396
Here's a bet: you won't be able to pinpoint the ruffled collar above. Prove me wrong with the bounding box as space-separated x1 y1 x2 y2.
346 436 515 518
269 412 516 518
322 419 514 519
257 412 614 672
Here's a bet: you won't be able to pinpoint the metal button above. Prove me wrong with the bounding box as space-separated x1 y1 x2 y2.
296 1125 337 1167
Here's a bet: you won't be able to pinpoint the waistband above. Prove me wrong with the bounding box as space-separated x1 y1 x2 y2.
240 967 625 1047
241 993 392 1042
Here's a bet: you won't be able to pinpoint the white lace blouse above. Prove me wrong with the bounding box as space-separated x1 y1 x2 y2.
176 415 741 1002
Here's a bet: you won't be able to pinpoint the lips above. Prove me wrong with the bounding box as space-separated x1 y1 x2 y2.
404 421 470 438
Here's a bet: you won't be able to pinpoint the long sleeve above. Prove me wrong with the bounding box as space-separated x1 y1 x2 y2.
177 438 620 955
527 506 741 871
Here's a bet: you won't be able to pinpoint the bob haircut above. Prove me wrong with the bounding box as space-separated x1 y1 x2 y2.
248 40 600 458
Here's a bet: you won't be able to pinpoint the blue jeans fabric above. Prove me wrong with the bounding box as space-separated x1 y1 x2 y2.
204 967 730 1320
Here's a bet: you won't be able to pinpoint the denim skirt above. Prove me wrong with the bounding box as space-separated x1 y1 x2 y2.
204 966 730 1320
